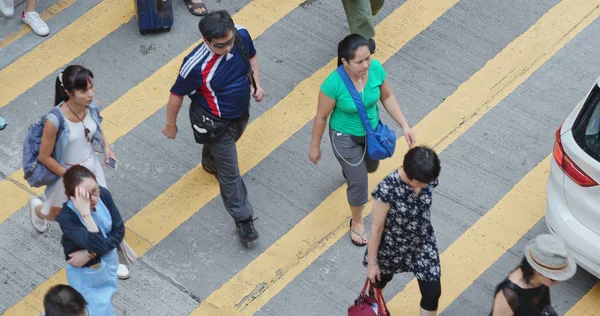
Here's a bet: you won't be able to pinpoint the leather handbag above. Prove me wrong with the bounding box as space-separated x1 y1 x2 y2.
337 65 396 160
348 279 389 316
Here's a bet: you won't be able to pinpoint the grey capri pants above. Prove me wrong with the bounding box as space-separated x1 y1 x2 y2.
329 127 379 206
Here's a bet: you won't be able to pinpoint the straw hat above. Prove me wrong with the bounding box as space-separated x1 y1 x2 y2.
524 234 576 282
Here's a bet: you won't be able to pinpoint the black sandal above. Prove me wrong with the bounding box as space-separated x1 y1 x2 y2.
184 0 208 16
349 219 367 247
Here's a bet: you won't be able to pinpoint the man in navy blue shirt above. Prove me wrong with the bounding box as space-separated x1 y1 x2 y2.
162 11 265 246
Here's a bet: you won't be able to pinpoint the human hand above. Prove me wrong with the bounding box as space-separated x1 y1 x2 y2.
308 146 321 164
70 186 91 215
252 86 266 102
162 123 178 139
67 249 91 267
103 146 116 167
402 125 416 148
367 261 381 284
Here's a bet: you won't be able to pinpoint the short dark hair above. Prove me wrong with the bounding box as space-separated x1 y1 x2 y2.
43 284 87 316
403 146 441 183
63 165 97 198
55 65 94 106
337 33 370 67
198 10 235 42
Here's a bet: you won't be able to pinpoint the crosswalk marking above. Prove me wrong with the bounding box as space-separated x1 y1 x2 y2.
190 0 466 313
190 0 600 314
0 0 135 109
0 0 76 49
1 0 311 313
387 0 600 313
565 283 600 315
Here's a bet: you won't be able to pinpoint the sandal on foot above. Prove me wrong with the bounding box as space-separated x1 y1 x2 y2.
349 218 367 247
184 0 208 16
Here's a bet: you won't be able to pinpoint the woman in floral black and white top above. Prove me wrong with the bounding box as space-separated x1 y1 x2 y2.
364 146 442 316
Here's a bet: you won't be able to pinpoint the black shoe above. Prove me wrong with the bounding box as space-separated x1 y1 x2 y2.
368 39 377 54
236 217 259 246
201 155 217 176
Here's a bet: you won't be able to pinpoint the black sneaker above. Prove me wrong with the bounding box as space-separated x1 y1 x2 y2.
236 217 259 246
368 39 377 54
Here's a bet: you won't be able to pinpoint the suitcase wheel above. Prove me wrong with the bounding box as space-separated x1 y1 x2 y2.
140 29 146 36
165 26 171 32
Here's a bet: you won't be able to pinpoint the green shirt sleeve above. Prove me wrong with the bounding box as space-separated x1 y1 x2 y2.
320 71 341 100
371 59 386 86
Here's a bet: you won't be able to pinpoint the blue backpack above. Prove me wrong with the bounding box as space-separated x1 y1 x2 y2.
22 108 65 188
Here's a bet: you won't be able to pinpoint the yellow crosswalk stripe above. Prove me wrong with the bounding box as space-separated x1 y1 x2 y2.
387 1 600 313
0 0 135 109
565 283 600 316
2 0 305 314
0 0 77 49
190 0 600 314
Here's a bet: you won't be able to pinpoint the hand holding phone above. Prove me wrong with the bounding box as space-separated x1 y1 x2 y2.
105 157 118 170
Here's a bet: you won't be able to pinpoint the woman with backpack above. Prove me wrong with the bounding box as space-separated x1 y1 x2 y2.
26 64 130 279
56 165 124 316
308 34 415 247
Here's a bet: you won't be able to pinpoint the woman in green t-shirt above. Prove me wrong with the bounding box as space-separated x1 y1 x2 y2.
308 34 415 247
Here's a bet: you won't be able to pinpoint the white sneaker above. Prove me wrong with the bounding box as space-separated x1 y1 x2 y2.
117 264 130 280
0 0 14 17
22 11 49 37
29 197 47 233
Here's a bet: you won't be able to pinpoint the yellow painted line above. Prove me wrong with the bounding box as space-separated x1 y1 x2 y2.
190 0 600 314
0 0 135 109
565 283 600 316
2 0 309 314
0 0 77 49
388 1 600 314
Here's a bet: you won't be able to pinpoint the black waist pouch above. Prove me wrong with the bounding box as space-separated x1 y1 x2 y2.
189 100 231 144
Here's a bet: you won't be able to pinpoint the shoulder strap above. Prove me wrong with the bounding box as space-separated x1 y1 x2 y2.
48 107 65 133
234 28 258 94
336 65 373 136
504 280 542 314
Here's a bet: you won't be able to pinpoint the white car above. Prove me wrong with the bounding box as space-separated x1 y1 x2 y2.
546 79 600 279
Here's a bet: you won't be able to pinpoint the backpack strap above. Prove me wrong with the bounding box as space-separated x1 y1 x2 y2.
336 65 374 137
233 27 258 94
47 107 65 133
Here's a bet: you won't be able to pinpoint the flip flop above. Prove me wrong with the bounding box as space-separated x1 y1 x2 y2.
184 0 208 16
349 219 367 247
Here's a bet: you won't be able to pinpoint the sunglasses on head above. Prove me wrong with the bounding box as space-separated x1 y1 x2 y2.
210 36 234 49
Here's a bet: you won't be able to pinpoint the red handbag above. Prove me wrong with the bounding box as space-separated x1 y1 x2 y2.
348 279 389 316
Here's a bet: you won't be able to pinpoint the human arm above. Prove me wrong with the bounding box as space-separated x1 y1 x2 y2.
162 93 184 139
308 91 336 164
366 198 391 283
379 81 415 148
491 291 515 316
249 54 265 102
38 120 67 177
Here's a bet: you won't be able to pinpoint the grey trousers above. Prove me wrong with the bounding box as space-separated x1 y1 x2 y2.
202 111 253 222
330 127 379 206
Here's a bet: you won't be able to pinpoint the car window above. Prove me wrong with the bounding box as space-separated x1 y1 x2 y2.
573 84 600 162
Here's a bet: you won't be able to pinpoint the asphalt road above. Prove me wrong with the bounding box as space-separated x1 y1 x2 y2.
0 0 599 315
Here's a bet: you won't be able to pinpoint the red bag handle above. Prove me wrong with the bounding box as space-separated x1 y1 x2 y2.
361 278 388 316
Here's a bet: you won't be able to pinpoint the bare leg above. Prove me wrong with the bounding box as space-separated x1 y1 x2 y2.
420 308 437 316
25 0 36 12
350 204 367 244
35 205 60 222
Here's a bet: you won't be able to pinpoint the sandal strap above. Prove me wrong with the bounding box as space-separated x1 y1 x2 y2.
350 228 366 242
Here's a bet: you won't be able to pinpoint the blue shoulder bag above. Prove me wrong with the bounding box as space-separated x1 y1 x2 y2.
337 65 396 160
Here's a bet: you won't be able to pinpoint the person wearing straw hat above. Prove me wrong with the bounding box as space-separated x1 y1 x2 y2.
490 234 577 316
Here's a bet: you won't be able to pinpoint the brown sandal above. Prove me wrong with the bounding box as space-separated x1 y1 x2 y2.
184 0 208 16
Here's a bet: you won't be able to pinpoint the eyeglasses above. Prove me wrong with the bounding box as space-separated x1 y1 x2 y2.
210 36 234 49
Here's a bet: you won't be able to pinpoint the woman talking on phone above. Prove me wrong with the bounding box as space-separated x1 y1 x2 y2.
27 65 130 279
56 165 124 316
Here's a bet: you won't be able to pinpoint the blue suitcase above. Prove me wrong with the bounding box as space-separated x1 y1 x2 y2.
135 0 173 35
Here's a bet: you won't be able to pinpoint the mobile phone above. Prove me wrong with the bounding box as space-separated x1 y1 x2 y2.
105 157 118 170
